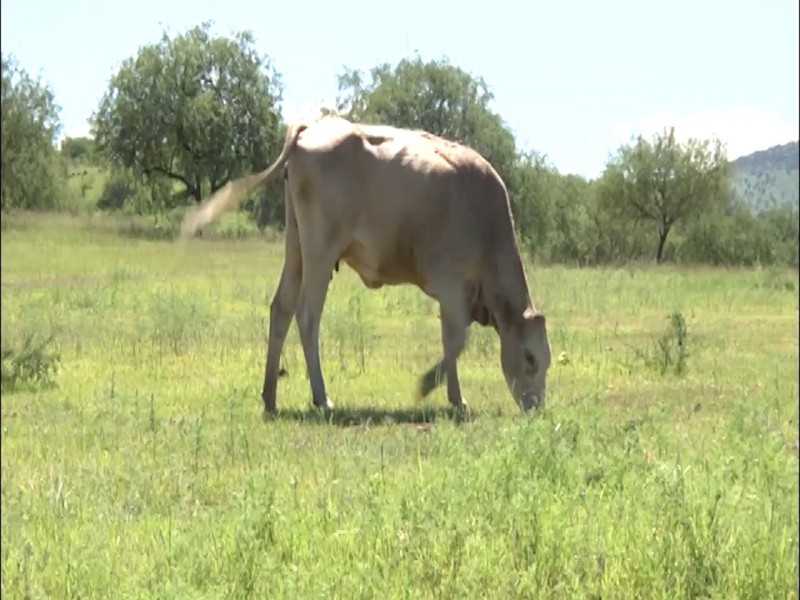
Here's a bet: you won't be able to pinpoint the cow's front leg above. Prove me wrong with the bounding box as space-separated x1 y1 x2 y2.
439 301 470 409
295 263 335 410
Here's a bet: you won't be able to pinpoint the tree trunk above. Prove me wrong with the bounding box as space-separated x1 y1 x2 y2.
193 180 204 204
187 186 200 204
210 176 229 194
656 226 670 264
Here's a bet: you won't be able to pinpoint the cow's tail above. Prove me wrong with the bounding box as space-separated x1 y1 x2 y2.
180 122 308 239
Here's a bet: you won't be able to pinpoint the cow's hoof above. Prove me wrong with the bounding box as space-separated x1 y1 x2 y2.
262 398 277 416
450 400 471 421
449 397 469 411
262 407 277 422
262 389 277 413
313 397 335 411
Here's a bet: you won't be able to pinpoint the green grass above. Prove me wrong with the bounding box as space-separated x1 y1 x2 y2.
1 213 798 599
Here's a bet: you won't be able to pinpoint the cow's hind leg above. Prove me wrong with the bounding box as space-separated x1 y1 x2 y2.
261 189 302 415
295 254 339 410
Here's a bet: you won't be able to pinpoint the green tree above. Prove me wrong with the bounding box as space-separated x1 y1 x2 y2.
546 173 594 264
761 204 799 266
575 179 652 266
678 201 763 266
91 22 284 210
333 56 517 184
96 167 174 216
1 54 64 211
507 151 556 255
596 127 731 263
60 136 95 163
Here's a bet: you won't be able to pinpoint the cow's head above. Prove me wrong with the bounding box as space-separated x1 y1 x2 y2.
499 309 551 411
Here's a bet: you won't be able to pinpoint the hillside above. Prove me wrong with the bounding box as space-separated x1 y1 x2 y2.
731 141 799 212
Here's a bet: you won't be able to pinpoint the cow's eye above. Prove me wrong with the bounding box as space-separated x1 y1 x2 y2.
524 350 536 367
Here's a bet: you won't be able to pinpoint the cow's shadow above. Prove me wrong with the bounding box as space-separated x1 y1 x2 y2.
267 404 476 428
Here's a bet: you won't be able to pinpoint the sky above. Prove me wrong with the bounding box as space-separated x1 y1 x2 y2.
2 0 798 179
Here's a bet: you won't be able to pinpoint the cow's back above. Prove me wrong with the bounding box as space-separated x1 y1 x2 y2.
289 119 515 291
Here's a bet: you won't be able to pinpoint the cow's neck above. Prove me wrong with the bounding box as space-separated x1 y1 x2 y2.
485 241 534 331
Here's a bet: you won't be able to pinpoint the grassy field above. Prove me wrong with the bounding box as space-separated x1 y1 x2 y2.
1 213 798 599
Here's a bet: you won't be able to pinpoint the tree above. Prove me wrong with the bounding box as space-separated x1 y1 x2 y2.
91 22 284 210
1 54 64 211
545 173 594 264
333 56 517 184
596 127 731 263
507 151 556 254
60 136 95 163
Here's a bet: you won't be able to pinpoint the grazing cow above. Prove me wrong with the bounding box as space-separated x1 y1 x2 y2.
182 117 551 415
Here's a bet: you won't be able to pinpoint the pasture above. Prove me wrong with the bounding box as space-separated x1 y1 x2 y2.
1 213 798 599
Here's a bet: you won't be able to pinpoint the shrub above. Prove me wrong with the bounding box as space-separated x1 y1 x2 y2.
1 331 60 392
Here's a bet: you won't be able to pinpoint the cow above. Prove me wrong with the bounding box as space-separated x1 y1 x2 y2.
181 116 551 416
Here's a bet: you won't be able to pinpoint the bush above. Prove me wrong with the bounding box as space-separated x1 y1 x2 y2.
209 210 261 239
675 202 798 267
1 331 61 392
650 311 690 377
622 311 691 378
96 169 166 213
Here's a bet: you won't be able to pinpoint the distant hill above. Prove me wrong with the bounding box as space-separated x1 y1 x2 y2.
731 141 799 212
